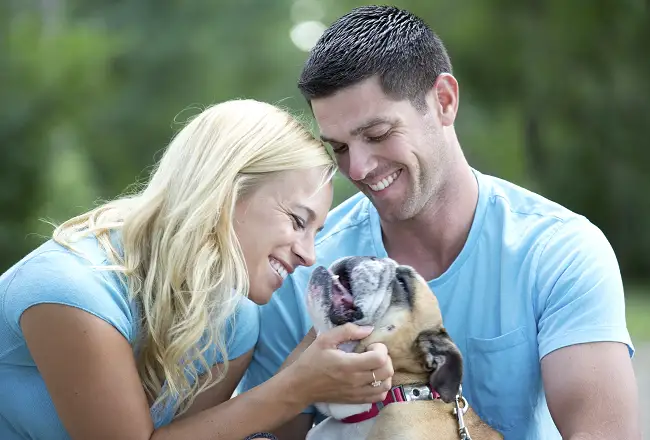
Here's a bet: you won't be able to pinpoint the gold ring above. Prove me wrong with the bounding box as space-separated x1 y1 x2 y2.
371 371 381 388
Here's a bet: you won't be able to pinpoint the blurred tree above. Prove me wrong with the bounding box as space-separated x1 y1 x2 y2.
1 0 648 285
0 6 119 269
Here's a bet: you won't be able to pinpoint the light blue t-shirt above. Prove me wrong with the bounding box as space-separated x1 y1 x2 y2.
0 234 260 440
239 169 634 439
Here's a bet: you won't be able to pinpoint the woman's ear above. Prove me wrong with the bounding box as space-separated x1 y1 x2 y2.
414 328 463 403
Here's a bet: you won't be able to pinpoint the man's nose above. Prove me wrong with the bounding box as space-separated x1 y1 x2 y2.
347 144 377 182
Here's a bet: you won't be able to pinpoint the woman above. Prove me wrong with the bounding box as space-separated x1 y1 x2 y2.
0 99 393 440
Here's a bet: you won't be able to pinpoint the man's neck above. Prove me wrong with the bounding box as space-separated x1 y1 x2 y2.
380 164 479 281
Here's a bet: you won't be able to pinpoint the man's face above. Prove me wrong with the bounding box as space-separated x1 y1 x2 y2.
311 76 457 222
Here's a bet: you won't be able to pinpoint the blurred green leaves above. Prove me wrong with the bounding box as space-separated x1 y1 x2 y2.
1 0 648 283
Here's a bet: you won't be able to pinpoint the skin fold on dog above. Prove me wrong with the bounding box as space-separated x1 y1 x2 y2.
305 256 503 440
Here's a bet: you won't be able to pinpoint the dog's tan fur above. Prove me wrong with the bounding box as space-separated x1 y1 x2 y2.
351 269 503 440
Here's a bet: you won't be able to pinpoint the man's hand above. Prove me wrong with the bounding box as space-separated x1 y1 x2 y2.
541 341 641 439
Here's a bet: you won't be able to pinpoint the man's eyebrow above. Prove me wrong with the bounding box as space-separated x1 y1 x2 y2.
350 117 396 136
320 117 397 144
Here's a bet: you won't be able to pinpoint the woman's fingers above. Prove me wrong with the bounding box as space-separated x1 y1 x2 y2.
340 343 390 372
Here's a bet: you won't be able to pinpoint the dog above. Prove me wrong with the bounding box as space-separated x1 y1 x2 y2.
304 256 503 440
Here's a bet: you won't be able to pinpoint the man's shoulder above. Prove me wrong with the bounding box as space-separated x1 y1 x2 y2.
479 172 619 287
478 171 610 268
481 172 580 224
315 191 373 249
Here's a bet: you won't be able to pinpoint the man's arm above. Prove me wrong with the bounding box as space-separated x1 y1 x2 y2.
238 278 316 440
542 342 640 440
535 216 641 439
273 328 317 440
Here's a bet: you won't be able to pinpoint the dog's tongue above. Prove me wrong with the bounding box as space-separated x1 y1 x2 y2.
331 285 354 309
330 272 354 309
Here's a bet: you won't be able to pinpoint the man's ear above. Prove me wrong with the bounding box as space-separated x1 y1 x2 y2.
414 328 463 403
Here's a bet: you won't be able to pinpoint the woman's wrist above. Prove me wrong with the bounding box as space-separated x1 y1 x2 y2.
274 361 313 410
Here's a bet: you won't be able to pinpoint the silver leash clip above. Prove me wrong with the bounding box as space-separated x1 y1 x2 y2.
453 385 472 440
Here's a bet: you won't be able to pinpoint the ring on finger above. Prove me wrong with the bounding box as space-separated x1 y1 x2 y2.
370 370 382 388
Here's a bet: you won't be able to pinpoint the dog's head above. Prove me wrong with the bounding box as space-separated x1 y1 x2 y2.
306 256 463 403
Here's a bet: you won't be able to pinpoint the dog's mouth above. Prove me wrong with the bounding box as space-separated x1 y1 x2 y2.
328 267 364 325
307 257 399 330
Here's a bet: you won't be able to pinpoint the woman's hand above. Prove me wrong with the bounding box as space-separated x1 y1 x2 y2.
288 323 394 407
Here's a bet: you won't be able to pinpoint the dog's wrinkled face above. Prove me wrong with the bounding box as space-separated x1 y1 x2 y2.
306 256 463 403
307 256 410 333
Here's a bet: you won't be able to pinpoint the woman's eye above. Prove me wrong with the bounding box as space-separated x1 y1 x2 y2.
291 214 306 230
331 143 348 154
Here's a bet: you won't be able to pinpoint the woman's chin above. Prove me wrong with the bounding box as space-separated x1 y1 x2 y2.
247 285 274 305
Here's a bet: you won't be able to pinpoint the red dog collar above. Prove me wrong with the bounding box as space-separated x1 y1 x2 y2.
341 384 441 424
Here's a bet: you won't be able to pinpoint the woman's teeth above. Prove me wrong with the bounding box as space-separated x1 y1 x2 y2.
369 170 400 192
270 257 288 280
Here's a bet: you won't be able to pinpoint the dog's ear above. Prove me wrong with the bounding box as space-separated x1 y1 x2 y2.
414 328 463 403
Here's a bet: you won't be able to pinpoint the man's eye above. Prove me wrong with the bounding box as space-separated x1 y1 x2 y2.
366 132 390 143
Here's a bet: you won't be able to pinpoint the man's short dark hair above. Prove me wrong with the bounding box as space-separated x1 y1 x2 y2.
298 5 453 109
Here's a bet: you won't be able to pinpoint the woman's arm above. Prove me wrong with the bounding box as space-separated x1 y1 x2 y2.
177 350 254 421
22 304 391 440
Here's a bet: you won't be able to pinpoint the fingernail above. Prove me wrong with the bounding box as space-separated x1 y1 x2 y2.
360 326 374 332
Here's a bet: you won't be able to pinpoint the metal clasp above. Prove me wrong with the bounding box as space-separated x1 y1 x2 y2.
402 384 435 402
453 385 472 440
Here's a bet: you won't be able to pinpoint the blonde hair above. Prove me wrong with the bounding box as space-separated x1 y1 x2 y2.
52 99 337 419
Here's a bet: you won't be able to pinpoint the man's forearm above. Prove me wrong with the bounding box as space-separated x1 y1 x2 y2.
279 328 317 372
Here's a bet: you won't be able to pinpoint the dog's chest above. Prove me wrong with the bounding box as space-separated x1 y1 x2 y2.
306 416 375 440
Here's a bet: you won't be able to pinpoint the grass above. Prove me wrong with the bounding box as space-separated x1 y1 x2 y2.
625 285 650 343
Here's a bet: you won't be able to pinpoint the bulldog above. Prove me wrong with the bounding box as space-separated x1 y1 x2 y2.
304 256 503 440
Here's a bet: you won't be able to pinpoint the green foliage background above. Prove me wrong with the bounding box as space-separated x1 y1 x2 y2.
2 0 649 288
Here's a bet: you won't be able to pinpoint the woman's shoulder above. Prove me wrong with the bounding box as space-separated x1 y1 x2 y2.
0 236 138 343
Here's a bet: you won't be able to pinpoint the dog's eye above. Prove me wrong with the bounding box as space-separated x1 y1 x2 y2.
396 274 409 293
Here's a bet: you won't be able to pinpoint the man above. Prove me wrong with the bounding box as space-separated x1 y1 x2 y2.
239 5 640 439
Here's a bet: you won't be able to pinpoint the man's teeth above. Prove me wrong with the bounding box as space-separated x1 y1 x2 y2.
270 258 288 280
369 170 400 192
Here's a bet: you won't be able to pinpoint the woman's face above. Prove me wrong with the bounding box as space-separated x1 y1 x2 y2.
234 167 334 305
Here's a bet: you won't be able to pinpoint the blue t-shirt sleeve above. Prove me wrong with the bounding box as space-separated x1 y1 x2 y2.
2 249 135 342
238 277 315 414
209 296 260 364
535 217 634 360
